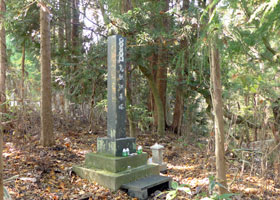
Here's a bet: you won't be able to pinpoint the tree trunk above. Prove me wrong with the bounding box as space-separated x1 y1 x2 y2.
209 0 227 194
0 0 6 114
121 0 136 137
89 80 96 131
209 8 228 194
139 66 165 135
171 72 184 134
21 41 25 108
126 66 136 137
150 53 158 128
156 0 169 128
156 42 167 127
58 0 64 54
65 0 71 50
149 78 165 135
40 1 54 146
272 98 280 143
0 0 6 198
71 0 80 52
172 0 189 134
210 42 228 194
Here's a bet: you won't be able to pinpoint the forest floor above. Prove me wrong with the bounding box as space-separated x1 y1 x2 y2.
3 117 280 200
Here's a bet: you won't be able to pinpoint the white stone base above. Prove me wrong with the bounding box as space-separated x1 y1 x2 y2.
148 157 167 172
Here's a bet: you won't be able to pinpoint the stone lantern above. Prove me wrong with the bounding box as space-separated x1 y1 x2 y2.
150 143 167 172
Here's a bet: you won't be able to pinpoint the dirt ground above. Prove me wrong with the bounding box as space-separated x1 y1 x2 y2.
3 121 280 200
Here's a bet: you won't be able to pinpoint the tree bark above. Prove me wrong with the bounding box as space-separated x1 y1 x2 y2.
71 0 80 52
272 98 280 143
139 66 165 135
121 0 136 137
209 0 227 194
40 1 54 146
209 10 227 196
21 41 25 108
58 0 64 54
89 80 96 132
65 0 71 50
0 0 6 114
156 42 167 126
171 70 184 134
156 0 169 128
210 44 227 194
171 0 189 134
0 0 6 198
126 66 136 137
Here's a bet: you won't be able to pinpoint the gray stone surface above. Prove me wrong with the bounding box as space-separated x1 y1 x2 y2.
107 35 126 139
72 164 160 191
97 137 136 156
121 175 172 200
85 152 148 173
151 143 164 164
148 158 167 172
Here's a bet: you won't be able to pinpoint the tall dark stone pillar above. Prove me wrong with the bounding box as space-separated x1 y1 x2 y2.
97 35 136 156
107 35 126 139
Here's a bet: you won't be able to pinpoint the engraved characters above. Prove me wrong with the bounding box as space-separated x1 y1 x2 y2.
118 37 125 111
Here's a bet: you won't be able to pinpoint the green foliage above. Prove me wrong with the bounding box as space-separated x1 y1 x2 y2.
4 175 19 200
207 175 236 200
129 104 152 132
157 181 191 200
4 187 12 200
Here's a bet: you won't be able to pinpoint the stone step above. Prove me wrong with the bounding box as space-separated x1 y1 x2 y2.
121 175 172 200
73 164 159 191
85 152 148 173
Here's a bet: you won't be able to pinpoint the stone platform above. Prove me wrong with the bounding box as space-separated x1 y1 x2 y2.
73 153 159 191
85 152 148 173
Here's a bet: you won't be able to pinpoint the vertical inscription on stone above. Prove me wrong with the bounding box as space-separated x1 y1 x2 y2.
107 35 126 139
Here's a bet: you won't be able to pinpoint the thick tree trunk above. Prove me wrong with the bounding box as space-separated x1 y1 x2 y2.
139 66 165 135
156 42 167 127
210 28 228 195
0 0 6 198
149 78 165 135
40 1 54 146
156 0 169 128
171 71 184 134
150 53 158 127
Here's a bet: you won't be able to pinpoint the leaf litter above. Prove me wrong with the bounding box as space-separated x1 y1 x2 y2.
3 125 280 199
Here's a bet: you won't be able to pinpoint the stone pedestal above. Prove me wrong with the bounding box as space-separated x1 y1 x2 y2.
73 153 159 191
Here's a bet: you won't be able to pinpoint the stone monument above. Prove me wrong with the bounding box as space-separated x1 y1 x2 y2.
97 35 136 156
73 35 159 191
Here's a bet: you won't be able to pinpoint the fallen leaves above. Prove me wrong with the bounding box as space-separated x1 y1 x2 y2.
2 128 280 200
